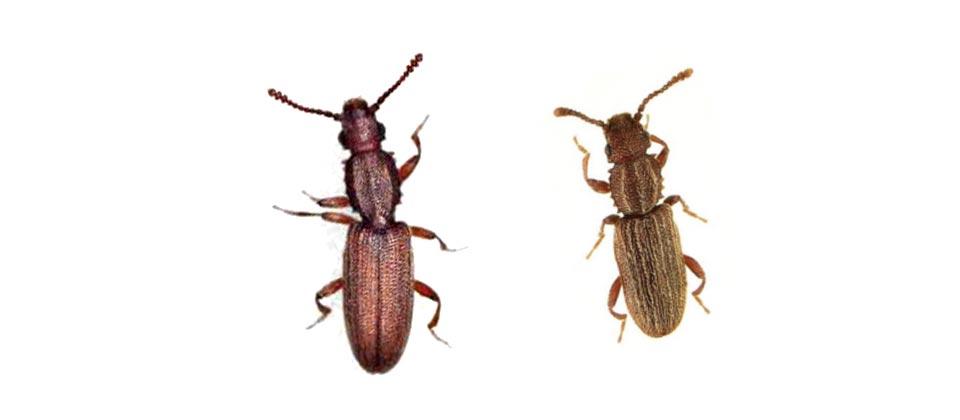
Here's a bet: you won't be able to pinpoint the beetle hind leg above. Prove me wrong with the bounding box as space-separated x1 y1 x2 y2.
306 278 344 329
683 255 711 314
608 276 628 343
413 280 450 347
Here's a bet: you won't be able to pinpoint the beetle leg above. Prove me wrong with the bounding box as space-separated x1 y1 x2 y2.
608 276 628 343
412 280 450 347
318 212 359 226
409 225 460 251
663 195 707 223
306 278 344 329
573 137 611 194
300 191 350 208
683 255 711 314
650 134 670 167
272 206 359 225
586 214 621 259
399 115 428 184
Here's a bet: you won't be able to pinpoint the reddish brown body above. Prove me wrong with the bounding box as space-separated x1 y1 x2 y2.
555 68 710 341
269 54 453 373
342 223 413 372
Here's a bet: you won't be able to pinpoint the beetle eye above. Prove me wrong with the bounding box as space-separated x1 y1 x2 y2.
338 131 347 147
605 144 612 156
377 123 386 140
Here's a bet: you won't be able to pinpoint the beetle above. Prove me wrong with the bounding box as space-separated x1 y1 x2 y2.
554 68 709 342
268 53 455 373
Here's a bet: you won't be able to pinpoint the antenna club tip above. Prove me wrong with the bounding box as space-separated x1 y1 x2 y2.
268 88 280 98
681 68 693 78
554 107 568 117
414 53 423 62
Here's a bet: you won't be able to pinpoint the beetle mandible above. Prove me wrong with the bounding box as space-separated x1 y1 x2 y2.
554 68 709 342
268 53 456 373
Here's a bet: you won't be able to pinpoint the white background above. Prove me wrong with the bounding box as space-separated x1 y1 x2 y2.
2 1 958 418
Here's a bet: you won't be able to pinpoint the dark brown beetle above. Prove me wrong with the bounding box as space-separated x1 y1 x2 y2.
555 68 709 342
268 53 455 373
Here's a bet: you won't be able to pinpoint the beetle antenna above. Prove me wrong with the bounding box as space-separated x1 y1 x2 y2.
370 53 424 112
635 68 693 121
268 89 341 121
554 107 606 128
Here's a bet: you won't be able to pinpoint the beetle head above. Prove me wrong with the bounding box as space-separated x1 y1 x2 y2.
267 53 423 153
338 98 385 152
554 68 694 164
602 113 650 163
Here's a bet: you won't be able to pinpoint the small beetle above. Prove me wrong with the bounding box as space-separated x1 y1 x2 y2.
268 53 455 373
554 68 709 341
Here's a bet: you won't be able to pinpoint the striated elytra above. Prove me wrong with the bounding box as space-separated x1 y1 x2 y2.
555 68 710 342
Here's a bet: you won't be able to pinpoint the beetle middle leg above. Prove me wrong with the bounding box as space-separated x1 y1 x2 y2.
663 195 708 223
683 255 710 314
409 225 459 251
586 214 621 259
306 278 344 329
572 136 611 194
412 280 450 347
300 190 350 208
608 276 628 343
399 115 429 184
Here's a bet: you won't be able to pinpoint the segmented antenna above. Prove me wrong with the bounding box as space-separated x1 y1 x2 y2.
268 88 340 120
370 53 424 112
554 107 606 128
635 68 693 121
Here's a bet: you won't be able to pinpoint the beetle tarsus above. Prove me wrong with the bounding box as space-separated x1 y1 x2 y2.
429 328 451 348
305 314 329 330
273 205 323 217
664 195 708 223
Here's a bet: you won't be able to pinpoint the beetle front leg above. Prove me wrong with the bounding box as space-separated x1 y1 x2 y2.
412 280 450 347
301 190 350 208
663 195 708 223
409 225 459 251
399 116 428 184
586 214 620 259
573 136 611 194
650 134 671 168
306 278 344 329
683 255 710 314
608 276 628 343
